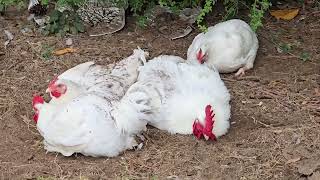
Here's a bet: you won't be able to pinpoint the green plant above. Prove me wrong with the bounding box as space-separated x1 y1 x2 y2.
223 0 238 20
196 0 215 32
1 0 273 35
56 0 86 9
0 0 25 14
272 37 311 62
41 44 54 60
279 43 293 53
43 9 85 36
159 0 200 12
136 14 149 27
299 52 310 62
249 0 270 32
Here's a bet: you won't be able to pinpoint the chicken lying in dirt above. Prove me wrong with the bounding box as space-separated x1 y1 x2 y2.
32 48 149 157
187 19 259 77
119 55 231 141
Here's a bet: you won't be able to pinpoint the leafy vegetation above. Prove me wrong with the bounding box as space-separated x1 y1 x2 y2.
0 0 24 14
0 0 272 34
43 9 85 36
249 0 271 31
40 43 54 60
196 0 215 32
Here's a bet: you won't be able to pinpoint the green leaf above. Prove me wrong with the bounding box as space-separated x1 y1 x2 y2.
70 26 78 34
42 0 49 5
280 43 292 53
49 22 58 33
63 24 70 32
0 4 5 13
57 30 65 38
59 13 66 25
299 52 310 62
50 10 61 23
74 22 85 32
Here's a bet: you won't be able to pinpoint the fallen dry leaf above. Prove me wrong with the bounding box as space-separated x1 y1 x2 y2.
285 157 301 165
53 47 76 56
270 9 300 20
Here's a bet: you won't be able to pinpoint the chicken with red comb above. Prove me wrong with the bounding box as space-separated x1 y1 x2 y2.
31 48 149 157
119 55 231 141
187 19 258 77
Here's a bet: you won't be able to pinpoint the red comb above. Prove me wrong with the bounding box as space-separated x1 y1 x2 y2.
32 95 44 108
204 105 216 141
193 120 204 139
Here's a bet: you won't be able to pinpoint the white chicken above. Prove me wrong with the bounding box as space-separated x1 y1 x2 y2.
187 19 259 77
32 48 149 157
46 48 146 106
119 55 231 140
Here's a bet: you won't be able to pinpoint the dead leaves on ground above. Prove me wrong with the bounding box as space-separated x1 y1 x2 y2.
270 9 300 20
53 47 76 56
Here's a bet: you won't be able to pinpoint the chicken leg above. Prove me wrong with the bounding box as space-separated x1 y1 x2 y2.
235 67 247 77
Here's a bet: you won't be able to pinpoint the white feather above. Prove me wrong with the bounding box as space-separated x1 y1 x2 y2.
36 93 138 157
49 48 148 103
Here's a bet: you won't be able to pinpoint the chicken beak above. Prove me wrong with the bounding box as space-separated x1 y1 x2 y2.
45 88 50 93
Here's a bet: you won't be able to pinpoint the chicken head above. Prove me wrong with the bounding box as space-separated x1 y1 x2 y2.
46 77 67 98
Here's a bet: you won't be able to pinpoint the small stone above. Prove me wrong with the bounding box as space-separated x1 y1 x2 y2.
66 38 73 46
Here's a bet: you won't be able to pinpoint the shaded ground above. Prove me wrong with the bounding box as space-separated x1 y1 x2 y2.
0 2 319 179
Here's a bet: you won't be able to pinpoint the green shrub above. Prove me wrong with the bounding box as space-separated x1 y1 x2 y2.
0 0 272 35
0 0 25 14
43 9 85 36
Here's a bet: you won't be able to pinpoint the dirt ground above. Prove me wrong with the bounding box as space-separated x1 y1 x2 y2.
0 1 319 179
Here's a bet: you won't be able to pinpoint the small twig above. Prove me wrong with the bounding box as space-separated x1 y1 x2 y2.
309 10 320 15
221 77 237 82
237 76 261 82
6 60 21 71
259 89 281 99
252 116 272 128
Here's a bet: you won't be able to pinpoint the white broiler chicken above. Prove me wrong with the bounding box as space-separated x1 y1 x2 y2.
187 19 259 77
119 55 231 140
32 48 149 157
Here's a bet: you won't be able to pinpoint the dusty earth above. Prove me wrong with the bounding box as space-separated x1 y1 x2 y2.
0 1 319 180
